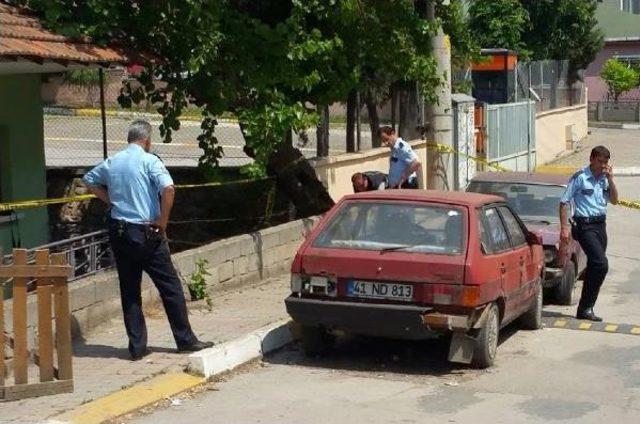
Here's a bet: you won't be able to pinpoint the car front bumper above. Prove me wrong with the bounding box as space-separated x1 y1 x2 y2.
285 295 477 340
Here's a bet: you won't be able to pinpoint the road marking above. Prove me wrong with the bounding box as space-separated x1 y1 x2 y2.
544 316 640 336
554 319 567 327
50 372 204 424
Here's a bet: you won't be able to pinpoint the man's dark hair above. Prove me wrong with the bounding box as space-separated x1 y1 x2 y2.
378 125 395 136
351 172 364 184
590 145 610 160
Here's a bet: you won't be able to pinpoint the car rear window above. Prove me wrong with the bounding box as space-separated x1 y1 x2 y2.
313 202 465 255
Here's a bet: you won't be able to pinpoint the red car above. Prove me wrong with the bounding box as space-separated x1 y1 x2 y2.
285 190 544 368
466 172 586 305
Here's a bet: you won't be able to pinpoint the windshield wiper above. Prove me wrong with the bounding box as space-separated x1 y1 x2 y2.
380 244 419 254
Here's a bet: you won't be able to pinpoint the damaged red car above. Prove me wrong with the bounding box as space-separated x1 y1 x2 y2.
285 190 545 368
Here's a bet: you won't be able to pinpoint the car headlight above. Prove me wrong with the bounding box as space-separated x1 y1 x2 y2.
544 247 558 265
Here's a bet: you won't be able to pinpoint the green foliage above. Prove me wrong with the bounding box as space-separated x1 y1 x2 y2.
18 0 444 174
188 259 212 308
521 0 604 80
468 0 531 58
600 59 640 101
63 69 100 85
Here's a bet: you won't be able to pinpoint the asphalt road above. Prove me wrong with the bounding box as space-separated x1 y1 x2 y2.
125 176 640 424
44 115 372 168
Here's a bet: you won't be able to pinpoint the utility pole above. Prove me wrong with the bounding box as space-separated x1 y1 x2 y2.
425 0 454 191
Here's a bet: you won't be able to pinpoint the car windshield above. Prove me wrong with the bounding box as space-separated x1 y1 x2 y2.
313 202 465 254
467 181 565 224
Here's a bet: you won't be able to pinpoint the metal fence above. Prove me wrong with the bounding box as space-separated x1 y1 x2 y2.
485 100 536 171
588 101 640 123
517 60 585 112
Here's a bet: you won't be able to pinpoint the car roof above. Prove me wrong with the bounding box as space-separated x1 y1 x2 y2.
342 189 504 207
470 171 569 186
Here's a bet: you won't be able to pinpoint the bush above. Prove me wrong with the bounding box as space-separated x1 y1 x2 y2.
600 59 640 101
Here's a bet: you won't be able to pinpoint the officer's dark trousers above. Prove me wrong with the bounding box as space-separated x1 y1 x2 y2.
109 222 197 356
573 221 609 312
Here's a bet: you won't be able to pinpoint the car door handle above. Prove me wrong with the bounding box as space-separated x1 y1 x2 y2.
500 263 506 274
519 257 525 266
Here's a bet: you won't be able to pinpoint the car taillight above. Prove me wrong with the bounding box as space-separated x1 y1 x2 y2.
422 284 481 307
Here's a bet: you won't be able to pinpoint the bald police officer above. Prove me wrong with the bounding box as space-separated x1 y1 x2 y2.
560 146 619 322
379 126 422 189
84 120 213 360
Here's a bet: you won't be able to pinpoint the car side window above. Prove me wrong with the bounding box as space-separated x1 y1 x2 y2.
483 208 511 253
498 206 527 248
477 215 493 254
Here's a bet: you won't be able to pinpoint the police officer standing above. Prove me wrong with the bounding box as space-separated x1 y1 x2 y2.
84 120 213 360
560 146 619 322
379 126 422 189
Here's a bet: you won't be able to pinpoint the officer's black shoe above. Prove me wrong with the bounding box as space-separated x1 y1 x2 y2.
576 308 603 322
177 340 215 353
131 349 151 361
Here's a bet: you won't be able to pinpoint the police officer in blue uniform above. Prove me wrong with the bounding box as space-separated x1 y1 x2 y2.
560 146 619 322
84 120 213 360
379 126 422 189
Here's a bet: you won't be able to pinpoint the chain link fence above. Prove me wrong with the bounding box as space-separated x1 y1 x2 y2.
517 60 585 112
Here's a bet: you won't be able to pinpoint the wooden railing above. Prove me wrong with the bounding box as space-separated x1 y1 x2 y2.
0 248 74 401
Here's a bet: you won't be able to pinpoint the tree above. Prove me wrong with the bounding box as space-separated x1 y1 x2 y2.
521 0 604 80
468 0 530 57
16 0 442 172
600 59 640 101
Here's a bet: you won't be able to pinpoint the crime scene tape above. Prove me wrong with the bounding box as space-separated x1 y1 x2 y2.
0 177 273 213
426 141 640 210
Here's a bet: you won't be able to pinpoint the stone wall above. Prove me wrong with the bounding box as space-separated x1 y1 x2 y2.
1 217 319 342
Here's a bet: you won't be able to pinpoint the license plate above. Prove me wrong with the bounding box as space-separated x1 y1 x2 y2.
347 280 413 301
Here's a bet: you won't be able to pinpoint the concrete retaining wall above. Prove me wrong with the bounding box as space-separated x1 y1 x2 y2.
536 104 588 165
2 217 318 342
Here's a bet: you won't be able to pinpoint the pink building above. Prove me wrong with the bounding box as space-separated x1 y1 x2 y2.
586 1 640 101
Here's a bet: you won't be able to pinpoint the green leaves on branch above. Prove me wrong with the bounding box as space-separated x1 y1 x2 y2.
600 59 640 102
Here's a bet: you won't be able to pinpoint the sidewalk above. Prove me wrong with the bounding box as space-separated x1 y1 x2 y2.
548 127 640 170
1 275 290 424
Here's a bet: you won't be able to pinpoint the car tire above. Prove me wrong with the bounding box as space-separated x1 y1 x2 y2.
555 262 577 306
471 304 499 369
521 282 543 330
301 325 335 356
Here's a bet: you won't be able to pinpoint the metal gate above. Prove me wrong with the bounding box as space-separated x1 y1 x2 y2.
485 100 536 171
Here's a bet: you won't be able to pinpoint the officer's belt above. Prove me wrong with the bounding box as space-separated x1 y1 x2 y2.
573 215 606 225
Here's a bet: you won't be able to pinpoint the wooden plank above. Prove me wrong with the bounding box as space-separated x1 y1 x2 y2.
35 250 54 383
51 253 73 381
1 379 73 401
0 265 72 278
12 249 29 385
0 247 4 387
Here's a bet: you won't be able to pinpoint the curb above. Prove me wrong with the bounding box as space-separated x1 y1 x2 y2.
43 106 239 124
188 319 296 378
47 319 297 424
589 122 640 130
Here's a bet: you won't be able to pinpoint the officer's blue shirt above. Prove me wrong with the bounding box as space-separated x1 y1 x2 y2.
83 144 174 224
388 138 418 187
560 165 610 218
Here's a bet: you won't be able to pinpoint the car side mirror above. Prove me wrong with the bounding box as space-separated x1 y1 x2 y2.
526 232 543 246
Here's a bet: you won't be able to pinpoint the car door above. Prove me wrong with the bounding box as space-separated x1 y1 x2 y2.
497 205 533 315
481 206 520 323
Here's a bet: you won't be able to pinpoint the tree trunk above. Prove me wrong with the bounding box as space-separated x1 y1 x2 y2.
346 89 357 153
398 80 421 141
365 91 381 148
316 104 329 157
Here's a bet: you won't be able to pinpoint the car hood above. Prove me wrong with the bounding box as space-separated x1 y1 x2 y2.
523 221 560 247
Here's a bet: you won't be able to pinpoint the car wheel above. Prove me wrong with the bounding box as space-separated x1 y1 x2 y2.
301 325 335 356
471 304 499 369
521 282 543 330
555 262 577 306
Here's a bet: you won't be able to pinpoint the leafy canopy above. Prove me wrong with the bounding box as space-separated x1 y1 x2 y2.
600 59 640 101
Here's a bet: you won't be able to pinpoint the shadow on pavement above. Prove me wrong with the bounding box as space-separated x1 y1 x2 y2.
72 342 175 359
